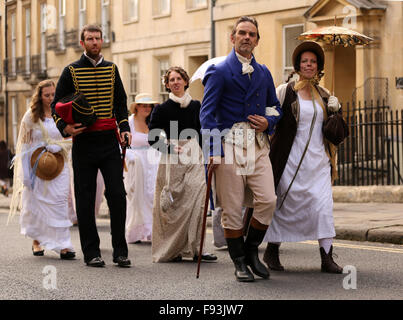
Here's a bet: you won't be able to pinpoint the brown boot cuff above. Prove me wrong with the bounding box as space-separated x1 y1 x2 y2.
250 217 268 231
224 228 244 238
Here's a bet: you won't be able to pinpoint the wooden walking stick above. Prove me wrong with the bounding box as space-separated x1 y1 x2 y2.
196 164 214 279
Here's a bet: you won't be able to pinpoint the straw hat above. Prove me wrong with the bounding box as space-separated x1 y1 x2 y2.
30 147 64 181
292 41 325 71
134 93 158 105
130 93 158 114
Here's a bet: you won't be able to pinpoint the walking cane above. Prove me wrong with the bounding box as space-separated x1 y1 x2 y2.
196 164 214 279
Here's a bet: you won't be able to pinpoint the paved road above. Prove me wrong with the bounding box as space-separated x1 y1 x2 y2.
1 209 402 304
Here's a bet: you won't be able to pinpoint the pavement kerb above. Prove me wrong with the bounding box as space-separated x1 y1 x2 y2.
2 186 403 245
332 186 403 203
334 226 403 245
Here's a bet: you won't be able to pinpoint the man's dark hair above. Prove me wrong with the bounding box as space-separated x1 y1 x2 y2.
231 16 260 40
80 24 103 41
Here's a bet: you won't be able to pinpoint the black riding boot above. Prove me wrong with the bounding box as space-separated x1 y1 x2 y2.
226 237 254 282
245 225 270 279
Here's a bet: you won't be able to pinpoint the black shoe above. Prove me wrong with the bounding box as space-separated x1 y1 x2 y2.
113 256 131 268
32 246 44 256
233 256 255 282
86 257 105 267
193 254 218 261
60 251 76 260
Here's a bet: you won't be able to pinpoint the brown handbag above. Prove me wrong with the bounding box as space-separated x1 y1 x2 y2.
323 112 349 146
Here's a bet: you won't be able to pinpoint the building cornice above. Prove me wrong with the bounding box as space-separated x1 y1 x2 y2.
112 28 211 55
213 0 314 22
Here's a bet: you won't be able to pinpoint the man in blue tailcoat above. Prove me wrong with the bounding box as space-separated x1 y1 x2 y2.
200 16 282 282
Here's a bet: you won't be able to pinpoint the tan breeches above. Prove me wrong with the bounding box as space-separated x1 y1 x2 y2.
215 141 277 232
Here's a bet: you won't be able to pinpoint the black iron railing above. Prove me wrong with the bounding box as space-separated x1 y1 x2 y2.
335 100 403 186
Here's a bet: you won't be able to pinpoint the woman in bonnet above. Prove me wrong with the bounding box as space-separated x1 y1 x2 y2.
124 93 160 244
9 80 75 260
263 41 344 273
148 66 216 263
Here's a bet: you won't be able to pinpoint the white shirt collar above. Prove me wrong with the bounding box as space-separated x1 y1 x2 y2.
84 52 104 67
235 51 252 65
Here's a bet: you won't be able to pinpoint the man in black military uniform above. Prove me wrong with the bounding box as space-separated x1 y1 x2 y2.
51 25 131 268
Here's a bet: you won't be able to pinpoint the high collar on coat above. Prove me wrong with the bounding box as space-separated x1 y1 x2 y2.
80 53 105 68
225 48 263 100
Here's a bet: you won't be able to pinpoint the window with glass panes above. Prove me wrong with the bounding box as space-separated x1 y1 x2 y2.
11 97 18 148
79 0 86 35
11 12 16 75
159 59 170 102
58 0 66 50
40 3 47 71
129 63 138 104
153 0 170 16
125 0 138 22
101 0 110 43
186 0 207 10
25 7 31 74
283 24 303 82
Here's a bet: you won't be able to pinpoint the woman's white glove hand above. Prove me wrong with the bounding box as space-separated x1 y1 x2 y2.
328 96 341 112
46 144 62 153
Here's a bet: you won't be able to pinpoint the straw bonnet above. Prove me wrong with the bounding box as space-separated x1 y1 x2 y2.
134 93 158 105
30 147 64 181
292 41 325 72
130 93 158 114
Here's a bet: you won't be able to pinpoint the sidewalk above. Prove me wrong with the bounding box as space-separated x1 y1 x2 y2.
1 186 402 245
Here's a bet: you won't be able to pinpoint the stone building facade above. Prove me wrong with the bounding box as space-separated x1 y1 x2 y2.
1 0 402 150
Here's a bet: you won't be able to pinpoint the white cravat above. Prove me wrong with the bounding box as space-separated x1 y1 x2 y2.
169 91 192 108
236 52 254 75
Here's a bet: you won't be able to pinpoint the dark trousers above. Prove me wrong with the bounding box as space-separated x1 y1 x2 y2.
72 130 128 262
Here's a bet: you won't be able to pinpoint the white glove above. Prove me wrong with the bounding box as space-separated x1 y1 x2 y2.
125 149 136 163
46 144 62 153
265 106 280 117
328 96 341 112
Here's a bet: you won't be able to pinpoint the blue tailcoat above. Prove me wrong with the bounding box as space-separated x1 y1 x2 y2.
200 48 282 157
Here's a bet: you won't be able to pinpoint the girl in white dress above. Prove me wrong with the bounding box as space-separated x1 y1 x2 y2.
9 80 75 260
263 42 344 273
125 94 160 243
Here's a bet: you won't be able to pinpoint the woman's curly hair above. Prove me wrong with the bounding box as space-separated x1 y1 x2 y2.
163 66 190 92
30 79 55 123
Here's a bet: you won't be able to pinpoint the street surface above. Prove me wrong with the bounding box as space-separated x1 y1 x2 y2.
1 209 402 301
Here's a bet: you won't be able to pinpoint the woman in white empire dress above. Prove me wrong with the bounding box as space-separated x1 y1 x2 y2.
263 42 344 274
9 80 75 260
124 93 160 243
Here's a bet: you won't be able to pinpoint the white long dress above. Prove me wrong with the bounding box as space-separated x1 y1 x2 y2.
15 112 74 253
265 94 336 242
124 115 160 243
